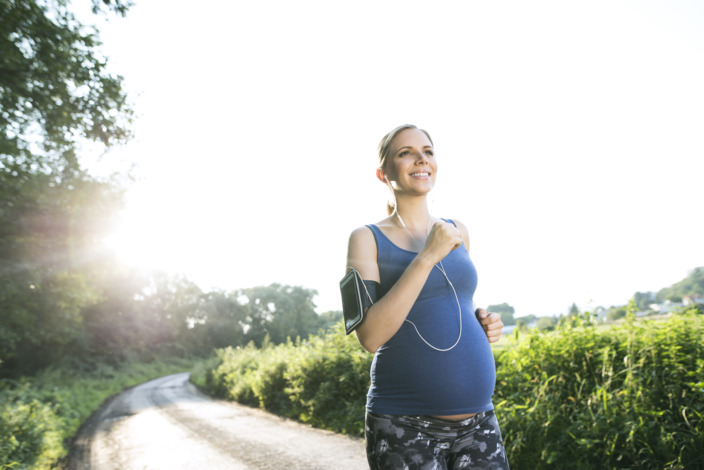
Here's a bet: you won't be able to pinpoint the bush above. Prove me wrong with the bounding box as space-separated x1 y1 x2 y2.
0 385 63 470
205 327 371 435
206 344 264 407
284 329 372 435
494 308 704 469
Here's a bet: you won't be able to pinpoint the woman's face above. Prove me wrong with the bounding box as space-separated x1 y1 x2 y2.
383 128 437 195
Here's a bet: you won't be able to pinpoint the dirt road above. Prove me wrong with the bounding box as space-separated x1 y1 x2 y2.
66 372 367 469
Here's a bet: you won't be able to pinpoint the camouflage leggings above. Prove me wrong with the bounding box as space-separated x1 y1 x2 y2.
365 410 510 470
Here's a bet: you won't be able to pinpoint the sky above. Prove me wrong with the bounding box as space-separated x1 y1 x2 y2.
80 0 704 318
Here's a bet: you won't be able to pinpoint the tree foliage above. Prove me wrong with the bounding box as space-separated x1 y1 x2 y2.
536 316 557 331
0 166 124 374
606 305 627 322
1 0 136 375
656 266 704 303
487 302 516 325
236 284 324 346
633 291 656 311
1 0 133 170
1 0 335 377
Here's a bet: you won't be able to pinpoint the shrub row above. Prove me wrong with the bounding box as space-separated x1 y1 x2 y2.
200 329 372 436
495 306 704 469
204 308 704 469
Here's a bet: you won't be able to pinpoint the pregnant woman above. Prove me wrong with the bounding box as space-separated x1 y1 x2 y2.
344 124 510 469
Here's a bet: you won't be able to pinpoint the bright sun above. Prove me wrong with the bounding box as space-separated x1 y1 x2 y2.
104 217 166 272
102 201 189 274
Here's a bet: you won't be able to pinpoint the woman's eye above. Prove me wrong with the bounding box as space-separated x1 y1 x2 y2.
425 150 434 156
399 151 410 157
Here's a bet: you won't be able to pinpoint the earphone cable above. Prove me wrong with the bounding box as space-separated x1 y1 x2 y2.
395 211 462 352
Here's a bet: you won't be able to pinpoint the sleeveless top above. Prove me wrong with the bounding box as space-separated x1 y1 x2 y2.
365 222 496 416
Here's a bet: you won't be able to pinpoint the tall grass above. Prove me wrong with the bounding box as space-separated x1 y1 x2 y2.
0 356 205 470
204 307 704 469
496 305 703 469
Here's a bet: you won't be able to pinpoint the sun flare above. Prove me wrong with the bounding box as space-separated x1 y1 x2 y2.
102 204 186 274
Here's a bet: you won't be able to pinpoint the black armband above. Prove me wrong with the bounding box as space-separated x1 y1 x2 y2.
339 269 381 335
361 279 380 310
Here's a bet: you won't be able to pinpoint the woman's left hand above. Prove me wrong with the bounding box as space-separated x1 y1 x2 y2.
476 308 503 343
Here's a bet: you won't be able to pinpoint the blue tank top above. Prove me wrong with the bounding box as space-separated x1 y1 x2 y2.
365 222 496 416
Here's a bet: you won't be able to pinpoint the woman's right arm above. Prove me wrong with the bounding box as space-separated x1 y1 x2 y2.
345 223 461 353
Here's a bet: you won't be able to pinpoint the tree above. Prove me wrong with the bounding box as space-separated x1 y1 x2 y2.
136 273 204 352
81 261 149 359
1 0 134 376
536 316 557 331
318 310 343 331
487 302 516 325
568 302 580 317
656 267 704 303
0 168 125 374
515 314 537 331
190 290 248 354
633 291 656 311
237 284 322 346
1 0 133 171
606 306 627 322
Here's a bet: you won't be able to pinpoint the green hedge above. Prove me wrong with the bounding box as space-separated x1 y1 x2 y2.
205 308 704 469
204 330 372 436
495 307 703 469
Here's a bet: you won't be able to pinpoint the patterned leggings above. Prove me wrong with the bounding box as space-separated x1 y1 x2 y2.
365 410 510 470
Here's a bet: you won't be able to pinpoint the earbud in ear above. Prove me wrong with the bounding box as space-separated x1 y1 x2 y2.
376 168 389 184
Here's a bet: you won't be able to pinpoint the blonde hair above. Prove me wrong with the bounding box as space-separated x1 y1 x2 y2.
377 124 434 214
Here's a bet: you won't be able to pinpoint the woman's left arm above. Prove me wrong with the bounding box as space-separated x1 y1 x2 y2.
455 220 504 344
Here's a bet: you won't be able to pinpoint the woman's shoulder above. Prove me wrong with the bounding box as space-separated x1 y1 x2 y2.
346 224 380 276
348 216 394 238
347 225 375 247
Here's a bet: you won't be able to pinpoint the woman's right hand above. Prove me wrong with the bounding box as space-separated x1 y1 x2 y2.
420 221 463 265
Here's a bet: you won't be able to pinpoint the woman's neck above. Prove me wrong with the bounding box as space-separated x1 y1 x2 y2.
394 198 432 232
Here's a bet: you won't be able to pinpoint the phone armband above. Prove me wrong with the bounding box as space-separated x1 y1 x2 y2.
339 268 379 335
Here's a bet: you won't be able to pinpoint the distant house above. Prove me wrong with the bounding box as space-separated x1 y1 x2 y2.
593 306 607 322
649 300 684 314
683 295 704 306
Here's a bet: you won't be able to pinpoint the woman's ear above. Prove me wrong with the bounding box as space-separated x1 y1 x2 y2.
376 168 387 183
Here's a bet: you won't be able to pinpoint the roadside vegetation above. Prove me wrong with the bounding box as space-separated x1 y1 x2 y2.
201 304 703 469
0 356 205 470
496 303 703 469
192 330 372 436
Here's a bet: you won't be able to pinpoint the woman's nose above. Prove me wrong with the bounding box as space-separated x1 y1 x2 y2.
416 152 429 163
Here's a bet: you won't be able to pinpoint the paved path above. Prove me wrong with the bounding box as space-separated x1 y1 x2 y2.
66 372 367 469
